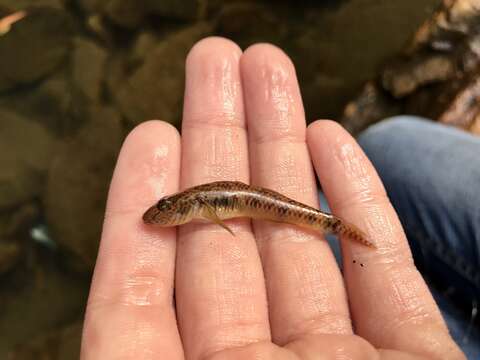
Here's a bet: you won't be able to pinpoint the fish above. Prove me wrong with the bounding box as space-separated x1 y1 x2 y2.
143 181 375 248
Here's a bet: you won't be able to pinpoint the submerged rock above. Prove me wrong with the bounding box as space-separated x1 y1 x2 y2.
80 0 201 28
0 34 107 137
0 110 55 209
407 0 480 53
0 68 76 136
0 1 64 11
216 2 285 48
112 22 212 127
129 31 162 64
45 105 123 271
341 81 402 135
0 203 38 275
71 37 108 103
8 321 82 360
341 0 480 135
382 55 456 98
0 256 88 359
437 75 480 130
0 8 73 92
0 242 20 274
0 35 106 137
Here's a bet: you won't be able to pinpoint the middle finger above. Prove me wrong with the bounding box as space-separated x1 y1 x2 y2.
176 38 270 360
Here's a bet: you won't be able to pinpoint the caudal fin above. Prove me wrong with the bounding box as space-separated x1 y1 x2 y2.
331 217 376 248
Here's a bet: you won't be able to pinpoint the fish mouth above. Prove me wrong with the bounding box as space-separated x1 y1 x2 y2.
142 205 159 224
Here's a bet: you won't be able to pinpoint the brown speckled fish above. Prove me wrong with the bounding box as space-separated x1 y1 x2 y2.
143 181 375 248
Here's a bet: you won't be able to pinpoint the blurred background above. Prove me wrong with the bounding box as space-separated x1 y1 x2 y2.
1 0 479 358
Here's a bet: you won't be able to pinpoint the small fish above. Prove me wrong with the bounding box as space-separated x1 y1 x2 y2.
143 181 375 248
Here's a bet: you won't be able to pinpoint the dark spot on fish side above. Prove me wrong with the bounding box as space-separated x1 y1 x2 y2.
220 196 229 208
360 263 364 267
331 220 341 231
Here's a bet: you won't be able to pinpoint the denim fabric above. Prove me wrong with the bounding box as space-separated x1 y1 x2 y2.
357 116 480 359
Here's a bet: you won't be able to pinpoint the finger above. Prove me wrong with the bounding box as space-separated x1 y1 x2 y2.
176 37 270 360
241 44 352 346
81 121 182 359
307 120 464 359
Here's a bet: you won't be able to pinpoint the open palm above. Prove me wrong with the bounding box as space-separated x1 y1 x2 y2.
81 38 464 359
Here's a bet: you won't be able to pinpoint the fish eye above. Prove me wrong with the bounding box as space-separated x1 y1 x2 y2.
157 199 172 211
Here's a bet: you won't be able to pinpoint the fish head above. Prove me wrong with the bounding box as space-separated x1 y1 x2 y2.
142 195 178 225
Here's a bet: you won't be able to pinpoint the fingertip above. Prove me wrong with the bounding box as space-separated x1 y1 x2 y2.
123 120 180 149
183 36 245 130
243 42 276 54
109 119 181 212
307 118 375 185
241 42 295 74
242 42 292 61
307 119 352 147
241 42 305 143
186 36 242 67
307 119 343 131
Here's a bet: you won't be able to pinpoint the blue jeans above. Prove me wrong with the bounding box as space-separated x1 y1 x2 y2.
356 116 480 359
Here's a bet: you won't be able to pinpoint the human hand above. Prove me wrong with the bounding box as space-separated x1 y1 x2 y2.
80 38 465 359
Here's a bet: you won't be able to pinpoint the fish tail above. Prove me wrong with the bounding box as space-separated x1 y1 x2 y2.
328 216 375 248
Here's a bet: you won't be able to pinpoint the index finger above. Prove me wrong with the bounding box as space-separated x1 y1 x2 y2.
81 121 183 359
307 120 463 359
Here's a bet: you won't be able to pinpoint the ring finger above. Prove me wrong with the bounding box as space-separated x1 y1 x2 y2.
241 44 352 345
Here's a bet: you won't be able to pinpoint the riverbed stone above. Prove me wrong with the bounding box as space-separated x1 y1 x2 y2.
216 2 285 48
0 7 73 92
79 0 201 28
71 36 108 103
341 81 402 135
0 110 55 209
0 68 78 136
0 202 39 275
112 22 212 127
382 55 456 98
342 0 480 135
44 105 123 271
8 321 82 360
0 242 20 274
0 0 64 12
0 258 88 359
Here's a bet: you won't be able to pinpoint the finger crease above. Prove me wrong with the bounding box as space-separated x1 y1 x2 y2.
183 115 246 131
250 133 306 146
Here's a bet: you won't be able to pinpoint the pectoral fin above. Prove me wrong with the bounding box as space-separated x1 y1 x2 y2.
212 217 235 236
197 196 235 236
